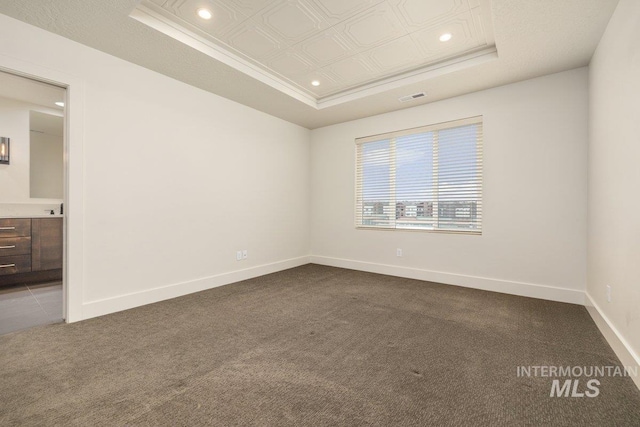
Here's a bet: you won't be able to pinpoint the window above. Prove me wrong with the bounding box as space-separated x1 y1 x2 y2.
355 116 483 234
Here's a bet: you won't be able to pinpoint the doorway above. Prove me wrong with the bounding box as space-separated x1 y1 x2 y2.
0 70 66 335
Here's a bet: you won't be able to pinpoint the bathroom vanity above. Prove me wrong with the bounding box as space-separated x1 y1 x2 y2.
0 217 62 286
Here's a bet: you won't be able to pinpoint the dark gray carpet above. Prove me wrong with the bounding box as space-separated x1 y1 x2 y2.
1 264 639 426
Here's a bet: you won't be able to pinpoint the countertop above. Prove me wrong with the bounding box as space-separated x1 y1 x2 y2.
0 215 63 218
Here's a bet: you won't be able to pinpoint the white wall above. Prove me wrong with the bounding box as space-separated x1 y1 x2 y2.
588 0 640 363
29 131 64 200
310 68 589 304
30 113 64 200
0 14 310 319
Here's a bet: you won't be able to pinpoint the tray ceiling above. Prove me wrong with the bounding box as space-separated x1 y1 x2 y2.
0 0 619 129
131 0 497 108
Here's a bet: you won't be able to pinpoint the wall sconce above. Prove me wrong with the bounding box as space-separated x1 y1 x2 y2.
0 137 9 165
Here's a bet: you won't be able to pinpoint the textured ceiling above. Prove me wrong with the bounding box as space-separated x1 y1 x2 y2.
0 0 619 129
134 0 495 102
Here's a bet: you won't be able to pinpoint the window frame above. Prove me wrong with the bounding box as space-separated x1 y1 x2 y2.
355 116 483 235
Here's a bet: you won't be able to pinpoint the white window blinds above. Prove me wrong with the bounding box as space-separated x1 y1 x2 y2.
355 116 483 234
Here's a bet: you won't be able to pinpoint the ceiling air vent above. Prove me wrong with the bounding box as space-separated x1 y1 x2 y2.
399 92 426 103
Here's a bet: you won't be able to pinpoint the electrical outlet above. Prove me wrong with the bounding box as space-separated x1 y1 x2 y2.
236 251 242 261
242 250 248 259
606 285 612 303
396 248 403 257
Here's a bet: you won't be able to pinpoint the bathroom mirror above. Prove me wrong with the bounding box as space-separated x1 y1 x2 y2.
29 111 63 199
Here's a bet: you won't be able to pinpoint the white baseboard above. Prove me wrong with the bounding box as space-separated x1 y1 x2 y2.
310 256 585 305
585 293 640 390
81 256 311 320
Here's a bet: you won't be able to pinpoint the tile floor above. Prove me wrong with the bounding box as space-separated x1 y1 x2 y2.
0 281 63 335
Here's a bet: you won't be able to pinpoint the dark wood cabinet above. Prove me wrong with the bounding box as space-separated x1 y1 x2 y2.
0 217 62 285
0 218 31 238
0 255 31 276
32 218 63 271
0 237 32 257
0 218 32 277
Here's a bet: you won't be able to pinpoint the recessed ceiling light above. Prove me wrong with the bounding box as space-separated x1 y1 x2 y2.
311 80 320 87
197 8 212 20
55 101 65 107
439 33 453 42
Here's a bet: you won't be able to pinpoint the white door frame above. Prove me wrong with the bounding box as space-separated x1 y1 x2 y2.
0 55 85 322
